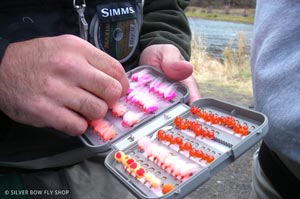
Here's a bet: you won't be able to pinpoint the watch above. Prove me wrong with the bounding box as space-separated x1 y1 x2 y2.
0 37 9 63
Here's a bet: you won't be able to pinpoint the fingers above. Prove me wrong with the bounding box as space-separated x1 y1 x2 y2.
48 48 126 109
52 35 129 98
64 87 109 121
72 62 124 108
45 80 108 121
26 97 88 136
83 44 129 96
0 35 129 136
43 105 88 136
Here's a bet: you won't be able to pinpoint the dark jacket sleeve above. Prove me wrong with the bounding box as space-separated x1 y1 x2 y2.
140 0 191 60
0 38 9 63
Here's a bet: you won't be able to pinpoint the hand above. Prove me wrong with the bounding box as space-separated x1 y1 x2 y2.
139 44 201 104
0 35 129 136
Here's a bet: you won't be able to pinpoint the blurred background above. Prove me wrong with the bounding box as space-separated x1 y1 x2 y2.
184 1 259 199
187 0 255 108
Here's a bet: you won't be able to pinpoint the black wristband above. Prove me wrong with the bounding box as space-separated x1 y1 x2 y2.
0 37 10 63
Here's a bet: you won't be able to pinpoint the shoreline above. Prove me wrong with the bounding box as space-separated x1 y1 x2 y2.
185 7 255 24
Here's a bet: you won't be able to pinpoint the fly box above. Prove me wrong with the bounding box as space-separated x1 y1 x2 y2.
80 65 268 199
80 65 190 153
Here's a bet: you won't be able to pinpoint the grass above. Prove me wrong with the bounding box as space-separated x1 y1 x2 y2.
190 32 254 107
185 7 255 24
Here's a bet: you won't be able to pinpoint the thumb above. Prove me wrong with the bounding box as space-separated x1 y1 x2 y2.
159 45 193 81
139 44 193 81
160 59 193 81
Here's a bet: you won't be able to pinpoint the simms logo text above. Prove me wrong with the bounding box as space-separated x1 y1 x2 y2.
101 7 135 17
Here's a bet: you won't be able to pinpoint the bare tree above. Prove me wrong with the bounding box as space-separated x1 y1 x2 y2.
224 0 231 14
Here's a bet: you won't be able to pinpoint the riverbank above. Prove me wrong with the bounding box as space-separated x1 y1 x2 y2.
187 7 255 108
185 6 255 24
190 31 253 108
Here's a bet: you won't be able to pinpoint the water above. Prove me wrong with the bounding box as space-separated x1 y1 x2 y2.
188 18 253 60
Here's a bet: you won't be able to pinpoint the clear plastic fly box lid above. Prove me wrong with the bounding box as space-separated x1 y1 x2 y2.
104 98 268 199
80 65 190 153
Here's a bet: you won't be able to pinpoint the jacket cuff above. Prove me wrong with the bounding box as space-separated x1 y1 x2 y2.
0 37 9 63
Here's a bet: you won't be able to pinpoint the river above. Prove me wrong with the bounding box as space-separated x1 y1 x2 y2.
188 18 253 60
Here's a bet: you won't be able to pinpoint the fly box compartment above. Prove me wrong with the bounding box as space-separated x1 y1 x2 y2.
80 65 189 153
104 98 268 199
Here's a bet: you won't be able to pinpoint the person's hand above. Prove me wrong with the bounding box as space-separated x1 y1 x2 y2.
0 35 129 136
139 44 201 104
